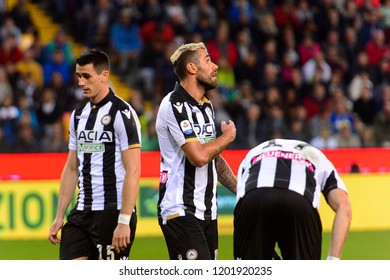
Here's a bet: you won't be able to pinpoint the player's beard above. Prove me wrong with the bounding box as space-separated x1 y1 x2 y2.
196 72 217 91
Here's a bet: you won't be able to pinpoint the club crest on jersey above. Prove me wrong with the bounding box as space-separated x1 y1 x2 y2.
180 120 193 135
186 249 198 260
101 114 111 125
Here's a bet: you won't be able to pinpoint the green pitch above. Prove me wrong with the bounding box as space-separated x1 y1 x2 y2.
0 230 389 260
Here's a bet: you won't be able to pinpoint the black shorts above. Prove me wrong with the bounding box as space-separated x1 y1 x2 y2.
234 188 322 260
159 215 218 260
60 208 137 260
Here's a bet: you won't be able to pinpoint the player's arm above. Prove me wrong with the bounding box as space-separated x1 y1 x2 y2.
112 147 141 253
215 154 236 194
48 150 78 244
182 120 236 167
326 188 352 259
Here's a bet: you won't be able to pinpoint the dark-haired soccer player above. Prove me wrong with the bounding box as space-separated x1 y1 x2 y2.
48 48 141 260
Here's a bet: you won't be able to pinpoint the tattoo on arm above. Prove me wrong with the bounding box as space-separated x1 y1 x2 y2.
208 144 226 163
215 155 237 194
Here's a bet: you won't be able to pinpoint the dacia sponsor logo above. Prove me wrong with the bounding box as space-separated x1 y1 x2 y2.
193 123 215 137
77 130 113 142
194 123 216 144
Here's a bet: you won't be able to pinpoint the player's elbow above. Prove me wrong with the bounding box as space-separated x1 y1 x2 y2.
187 154 210 167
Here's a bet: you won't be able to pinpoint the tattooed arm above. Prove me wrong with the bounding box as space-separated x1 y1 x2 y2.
215 154 237 195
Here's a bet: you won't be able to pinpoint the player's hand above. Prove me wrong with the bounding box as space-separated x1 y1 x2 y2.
221 120 236 142
112 224 131 253
48 218 64 245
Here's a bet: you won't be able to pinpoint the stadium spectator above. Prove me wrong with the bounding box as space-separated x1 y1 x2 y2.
329 95 356 134
310 124 338 149
0 95 18 145
273 0 300 31
16 94 39 133
353 83 377 126
12 122 41 152
379 0 390 42
303 82 331 120
207 20 239 69
85 0 117 53
9 0 33 33
348 67 374 102
16 47 43 87
0 16 21 43
162 0 187 37
335 121 362 148
228 0 255 32
187 0 217 36
154 42 178 100
0 32 23 66
364 29 389 68
233 102 266 149
41 29 74 66
343 26 364 82
138 0 163 24
0 66 12 105
35 86 63 141
234 46 262 92
42 48 71 85
373 97 390 147
297 33 321 65
302 50 332 84
110 8 142 84
141 117 159 151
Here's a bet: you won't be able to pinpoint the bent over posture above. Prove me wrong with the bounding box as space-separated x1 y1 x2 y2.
234 139 352 260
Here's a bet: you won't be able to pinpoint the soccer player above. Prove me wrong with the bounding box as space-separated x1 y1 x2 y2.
156 42 237 260
48 48 142 260
234 139 352 260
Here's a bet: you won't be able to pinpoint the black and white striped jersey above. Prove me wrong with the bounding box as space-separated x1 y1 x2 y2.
156 83 218 224
237 139 348 208
68 89 141 211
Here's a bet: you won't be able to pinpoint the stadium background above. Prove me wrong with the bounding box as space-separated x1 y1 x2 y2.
1 0 390 260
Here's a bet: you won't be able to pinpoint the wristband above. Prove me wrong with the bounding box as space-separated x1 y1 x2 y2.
327 255 340 260
118 214 131 225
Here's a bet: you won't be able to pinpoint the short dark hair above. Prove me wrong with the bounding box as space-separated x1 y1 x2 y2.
75 48 110 73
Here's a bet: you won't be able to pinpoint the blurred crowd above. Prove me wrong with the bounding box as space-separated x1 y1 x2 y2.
1 0 390 153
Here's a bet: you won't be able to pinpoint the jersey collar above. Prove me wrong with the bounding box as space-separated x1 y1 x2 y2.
174 82 211 107
90 88 115 109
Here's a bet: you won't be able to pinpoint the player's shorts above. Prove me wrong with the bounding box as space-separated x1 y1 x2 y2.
234 187 322 260
159 215 218 260
60 208 137 260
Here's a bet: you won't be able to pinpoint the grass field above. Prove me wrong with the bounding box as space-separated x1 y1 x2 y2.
1 230 389 260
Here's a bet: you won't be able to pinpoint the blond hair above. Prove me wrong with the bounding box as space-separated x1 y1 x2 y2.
170 42 207 81
170 42 206 64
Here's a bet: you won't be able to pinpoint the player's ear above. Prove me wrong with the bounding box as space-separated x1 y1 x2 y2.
101 70 109 82
187 62 197 74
